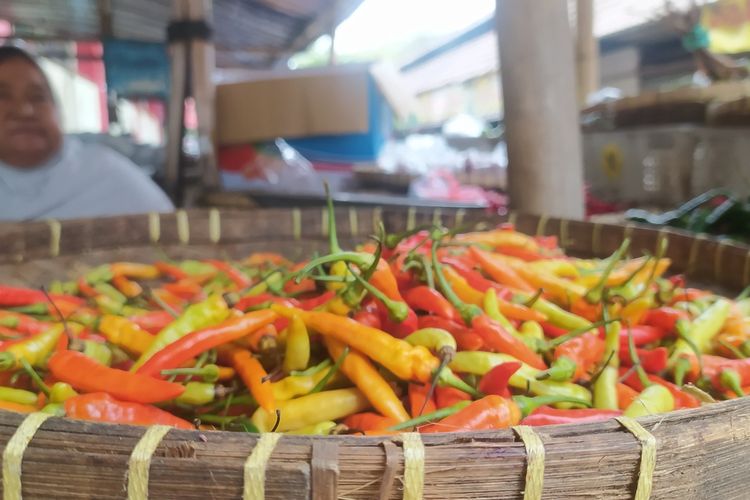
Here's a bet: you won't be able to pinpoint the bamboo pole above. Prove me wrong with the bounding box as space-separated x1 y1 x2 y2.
496 0 585 219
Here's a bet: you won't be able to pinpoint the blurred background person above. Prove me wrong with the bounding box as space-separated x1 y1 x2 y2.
0 45 173 220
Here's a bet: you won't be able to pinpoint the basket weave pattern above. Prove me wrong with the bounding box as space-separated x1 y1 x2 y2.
0 207 749 499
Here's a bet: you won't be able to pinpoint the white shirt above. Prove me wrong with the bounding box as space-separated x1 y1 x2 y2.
0 137 173 221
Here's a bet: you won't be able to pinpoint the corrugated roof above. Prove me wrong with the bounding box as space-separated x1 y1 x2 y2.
0 0 363 68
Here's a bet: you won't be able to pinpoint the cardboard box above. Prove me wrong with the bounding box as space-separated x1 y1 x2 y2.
216 63 413 163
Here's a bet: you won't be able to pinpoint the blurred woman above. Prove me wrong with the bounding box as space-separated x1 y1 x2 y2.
0 45 173 220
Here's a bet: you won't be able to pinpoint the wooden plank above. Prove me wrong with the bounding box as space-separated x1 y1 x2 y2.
496 0 585 219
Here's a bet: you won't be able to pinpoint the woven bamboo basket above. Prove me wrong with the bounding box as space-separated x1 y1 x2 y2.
1 207 750 500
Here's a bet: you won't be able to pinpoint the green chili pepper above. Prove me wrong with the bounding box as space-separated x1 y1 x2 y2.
82 340 113 366
719 369 745 397
0 386 38 406
450 351 591 405
49 382 77 403
40 403 66 416
623 384 675 418
94 283 127 304
669 299 731 367
176 382 227 406
161 364 222 383
536 356 576 382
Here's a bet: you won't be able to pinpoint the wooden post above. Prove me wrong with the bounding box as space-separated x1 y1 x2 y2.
496 0 585 219
165 0 189 201
187 0 219 189
576 0 599 106
328 0 337 66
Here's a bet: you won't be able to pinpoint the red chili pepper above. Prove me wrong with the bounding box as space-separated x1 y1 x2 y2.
377 300 418 339
234 294 299 312
154 261 189 280
408 383 437 418
642 307 688 333
521 406 620 426
206 259 252 289
129 311 174 334
417 316 484 351
48 351 185 404
65 392 193 429
76 278 98 299
0 311 49 335
471 315 547 370
353 309 382 330
619 368 700 409
477 362 522 397
389 254 418 292
136 310 277 377
618 346 668 373
403 286 460 321
0 285 84 307
284 262 317 295
435 386 472 409
554 332 605 380
540 321 569 339
534 235 559 250
617 325 669 347
297 291 336 310
162 280 204 300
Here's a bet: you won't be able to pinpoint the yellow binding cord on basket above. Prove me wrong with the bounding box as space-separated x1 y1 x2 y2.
591 223 603 257
512 425 545 500
291 209 301 241
616 416 656 500
127 425 172 500
244 433 282 500
686 233 708 277
535 215 548 238
208 208 221 244
46 219 61 258
176 210 190 244
401 432 424 500
744 249 750 287
148 212 161 243
349 207 359 236
406 207 416 232
454 208 466 228
3 412 52 500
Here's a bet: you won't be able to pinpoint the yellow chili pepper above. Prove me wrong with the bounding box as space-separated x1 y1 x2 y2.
0 324 64 370
251 388 369 432
49 382 77 404
271 365 345 401
286 421 337 435
443 266 484 306
273 306 439 383
98 315 155 357
324 337 409 423
455 230 540 252
529 260 579 279
283 314 310 373
0 387 38 406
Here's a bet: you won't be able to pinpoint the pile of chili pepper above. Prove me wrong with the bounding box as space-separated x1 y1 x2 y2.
0 198 748 435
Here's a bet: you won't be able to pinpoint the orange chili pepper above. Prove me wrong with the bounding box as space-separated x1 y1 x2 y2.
421 395 521 433
468 246 534 292
221 347 275 413
435 386 471 409
112 275 143 299
0 400 37 414
408 383 437 418
110 262 160 280
343 412 399 431
616 383 639 410
325 337 409 423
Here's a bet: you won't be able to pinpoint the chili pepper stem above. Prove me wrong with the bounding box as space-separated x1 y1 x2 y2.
388 401 471 431
20 358 51 397
345 264 409 322
309 347 349 394
430 233 482 325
